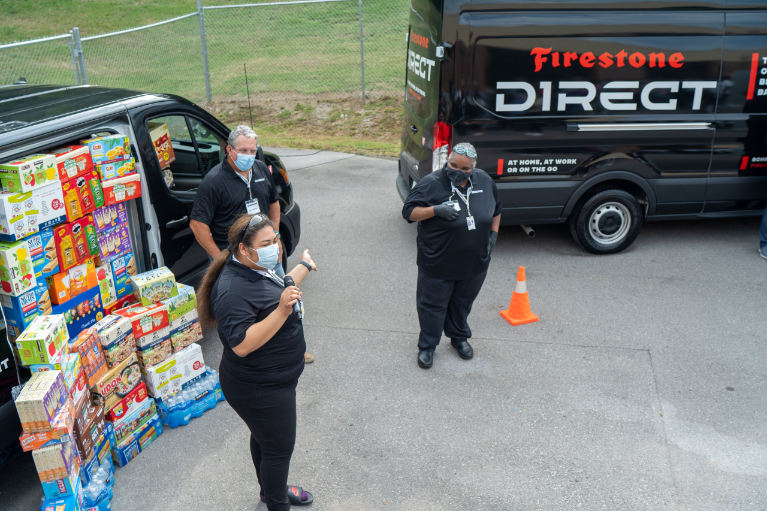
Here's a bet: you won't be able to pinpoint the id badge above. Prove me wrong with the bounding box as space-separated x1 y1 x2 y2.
245 199 260 215
467 216 476 230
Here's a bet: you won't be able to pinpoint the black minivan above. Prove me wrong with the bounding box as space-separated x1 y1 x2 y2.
397 0 767 254
0 84 301 466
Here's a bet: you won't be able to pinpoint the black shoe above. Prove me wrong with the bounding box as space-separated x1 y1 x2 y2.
451 339 474 360
417 350 433 369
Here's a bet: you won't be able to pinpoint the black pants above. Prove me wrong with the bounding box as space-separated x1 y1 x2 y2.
220 372 298 511
416 268 488 352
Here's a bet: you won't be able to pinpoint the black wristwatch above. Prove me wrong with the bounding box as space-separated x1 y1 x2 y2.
299 261 312 271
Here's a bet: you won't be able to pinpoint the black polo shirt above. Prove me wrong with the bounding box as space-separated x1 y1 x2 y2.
190 157 279 249
402 167 502 280
210 256 305 386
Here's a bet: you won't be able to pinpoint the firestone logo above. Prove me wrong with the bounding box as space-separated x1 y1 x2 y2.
495 47 715 113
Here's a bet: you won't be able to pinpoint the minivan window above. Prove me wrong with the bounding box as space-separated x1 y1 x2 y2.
147 115 201 192
188 118 225 176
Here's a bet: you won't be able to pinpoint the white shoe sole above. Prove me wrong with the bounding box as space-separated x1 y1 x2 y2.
761 247 767 260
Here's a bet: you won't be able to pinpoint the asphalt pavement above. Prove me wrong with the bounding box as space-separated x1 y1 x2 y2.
2 148 765 510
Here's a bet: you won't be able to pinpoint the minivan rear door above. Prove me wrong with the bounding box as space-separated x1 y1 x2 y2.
458 12 724 222
401 0 443 183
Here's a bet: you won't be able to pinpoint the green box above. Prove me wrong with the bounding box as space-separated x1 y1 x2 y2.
130 266 177 306
162 282 196 323
15 314 69 365
0 154 58 193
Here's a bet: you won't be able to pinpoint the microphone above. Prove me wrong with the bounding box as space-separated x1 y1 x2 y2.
282 276 301 315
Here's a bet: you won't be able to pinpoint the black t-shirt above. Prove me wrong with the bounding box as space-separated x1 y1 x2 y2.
190 158 279 249
210 257 305 386
402 167 502 280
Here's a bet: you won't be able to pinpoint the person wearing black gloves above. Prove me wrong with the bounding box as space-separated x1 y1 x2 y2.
402 142 501 369
197 213 317 510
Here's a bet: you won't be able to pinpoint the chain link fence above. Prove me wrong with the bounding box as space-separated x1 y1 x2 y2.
0 0 410 104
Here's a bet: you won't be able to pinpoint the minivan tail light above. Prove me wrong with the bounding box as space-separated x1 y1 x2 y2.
432 121 452 172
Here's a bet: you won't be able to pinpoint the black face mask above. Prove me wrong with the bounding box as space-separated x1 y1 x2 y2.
445 164 472 187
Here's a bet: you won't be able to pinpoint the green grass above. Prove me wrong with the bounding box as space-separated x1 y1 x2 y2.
0 0 409 155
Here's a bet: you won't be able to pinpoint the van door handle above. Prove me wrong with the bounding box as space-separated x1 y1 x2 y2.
166 216 188 228
568 122 712 132
410 125 418 133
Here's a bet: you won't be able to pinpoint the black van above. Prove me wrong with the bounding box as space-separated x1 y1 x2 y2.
0 84 301 466
397 0 767 254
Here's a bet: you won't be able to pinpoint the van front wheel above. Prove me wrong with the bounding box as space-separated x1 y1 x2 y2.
569 189 643 254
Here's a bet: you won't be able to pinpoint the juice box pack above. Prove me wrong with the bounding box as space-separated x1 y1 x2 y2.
51 283 105 340
131 266 177 306
1 280 51 338
70 327 108 388
0 239 37 296
28 342 68 373
113 398 156 445
15 369 70 433
93 202 127 233
80 135 129 165
0 154 58 193
0 191 36 241
96 157 136 181
51 145 94 183
101 173 141 205
27 228 59 279
15 314 69 366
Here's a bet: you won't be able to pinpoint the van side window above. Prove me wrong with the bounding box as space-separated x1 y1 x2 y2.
188 118 226 176
147 115 201 192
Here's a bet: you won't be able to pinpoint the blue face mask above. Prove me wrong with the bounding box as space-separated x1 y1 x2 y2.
232 152 255 171
249 243 279 270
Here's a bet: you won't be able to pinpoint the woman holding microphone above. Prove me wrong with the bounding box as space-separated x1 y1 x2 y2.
197 213 317 510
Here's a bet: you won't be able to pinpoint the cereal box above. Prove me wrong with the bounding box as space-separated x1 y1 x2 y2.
1 280 51 338
47 258 98 304
51 145 94 183
51 283 105 339
70 327 108 388
0 239 37 296
33 181 67 230
141 342 205 400
115 302 169 338
147 121 176 170
136 336 172 368
97 223 131 263
0 154 58 193
101 173 141 206
131 266 177 306
171 318 202 352
28 228 59 279
110 413 162 467
15 314 69 366
80 135 129 165
19 400 75 452
0 191 36 241
92 352 142 414
15 369 70 433
93 202 127 234
96 158 136 181
163 282 196 323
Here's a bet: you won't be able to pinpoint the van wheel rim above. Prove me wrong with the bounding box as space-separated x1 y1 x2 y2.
588 202 631 245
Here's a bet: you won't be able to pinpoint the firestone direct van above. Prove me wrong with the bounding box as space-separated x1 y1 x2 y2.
397 0 767 254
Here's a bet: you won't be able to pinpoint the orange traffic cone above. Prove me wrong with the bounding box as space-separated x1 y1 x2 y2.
500 266 539 326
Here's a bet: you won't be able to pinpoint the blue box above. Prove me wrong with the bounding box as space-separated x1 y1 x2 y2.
111 413 162 467
1 280 49 340
52 284 105 339
80 430 111 487
27 228 59 279
105 249 134 300
40 459 81 500
40 476 83 510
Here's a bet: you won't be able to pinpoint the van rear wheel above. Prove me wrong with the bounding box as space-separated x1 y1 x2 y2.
569 189 643 254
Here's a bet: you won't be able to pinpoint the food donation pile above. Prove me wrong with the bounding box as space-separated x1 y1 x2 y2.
3 132 223 511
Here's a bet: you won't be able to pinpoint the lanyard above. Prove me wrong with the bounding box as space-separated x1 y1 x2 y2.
259 269 283 287
235 167 253 200
450 180 473 217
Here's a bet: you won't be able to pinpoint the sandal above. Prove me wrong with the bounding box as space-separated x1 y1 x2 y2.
259 486 313 506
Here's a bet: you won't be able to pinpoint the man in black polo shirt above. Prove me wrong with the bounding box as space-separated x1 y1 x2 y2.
190 125 280 262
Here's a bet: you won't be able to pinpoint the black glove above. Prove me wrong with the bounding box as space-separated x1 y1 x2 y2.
433 204 459 221
487 231 498 256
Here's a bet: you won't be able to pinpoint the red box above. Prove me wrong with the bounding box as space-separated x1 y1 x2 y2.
70 327 108 387
105 381 147 423
115 302 168 338
101 174 141 206
104 294 137 315
51 145 94 183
